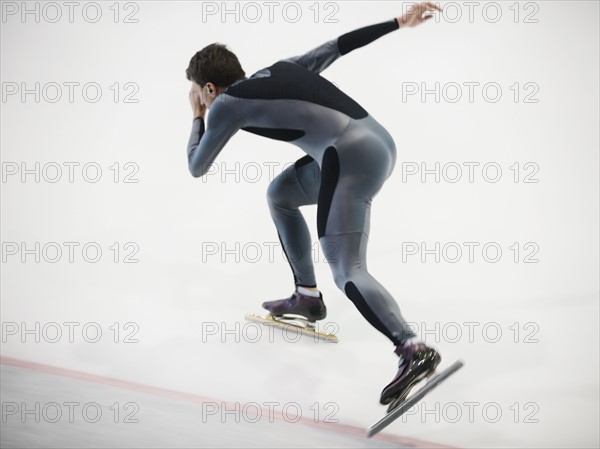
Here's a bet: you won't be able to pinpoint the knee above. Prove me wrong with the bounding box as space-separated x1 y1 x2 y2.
332 272 348 292
320 237 362 290
329 262 355 292
328 254 371 293
266 176 289 211
266 166 300 211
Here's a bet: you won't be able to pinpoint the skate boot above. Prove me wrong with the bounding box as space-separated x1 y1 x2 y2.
262 290 327 322
379 341 441 409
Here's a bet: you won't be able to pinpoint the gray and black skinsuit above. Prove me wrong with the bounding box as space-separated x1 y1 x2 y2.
187 18 417 346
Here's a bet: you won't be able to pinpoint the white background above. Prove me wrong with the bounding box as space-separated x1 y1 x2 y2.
1 1 599 447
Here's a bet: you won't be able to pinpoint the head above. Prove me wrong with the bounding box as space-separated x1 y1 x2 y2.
186 43 245 109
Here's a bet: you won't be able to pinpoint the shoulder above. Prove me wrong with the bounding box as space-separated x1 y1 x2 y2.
207 95 243 126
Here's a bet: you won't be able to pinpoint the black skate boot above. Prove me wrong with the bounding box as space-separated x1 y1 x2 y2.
262 290 327 322
379 341 441 410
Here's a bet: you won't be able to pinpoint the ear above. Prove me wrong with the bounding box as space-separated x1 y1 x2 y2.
205 82 216 94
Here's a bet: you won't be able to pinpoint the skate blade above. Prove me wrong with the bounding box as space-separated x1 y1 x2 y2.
368 360 464 438
245 313 339 343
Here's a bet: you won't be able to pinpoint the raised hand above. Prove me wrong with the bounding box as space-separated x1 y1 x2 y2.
189 82 206 119
397 2 443 28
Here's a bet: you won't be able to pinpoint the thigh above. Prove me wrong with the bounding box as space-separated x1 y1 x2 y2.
268 155 321 207
317 140 392 238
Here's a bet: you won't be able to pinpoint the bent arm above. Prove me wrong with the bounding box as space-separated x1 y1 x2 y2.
187 99 241 178
281 18 400 73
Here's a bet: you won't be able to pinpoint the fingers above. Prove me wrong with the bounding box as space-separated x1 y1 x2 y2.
418 2 442 24
425 2 443 13
189 85 200 100
406 2 441 24
189 85 205 109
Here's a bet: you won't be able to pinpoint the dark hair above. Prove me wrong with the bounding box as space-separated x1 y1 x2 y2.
186 43 245 87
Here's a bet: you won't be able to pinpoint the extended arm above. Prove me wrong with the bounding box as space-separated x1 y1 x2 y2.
280 18 399 73
281 2 442 74
187 99 241 178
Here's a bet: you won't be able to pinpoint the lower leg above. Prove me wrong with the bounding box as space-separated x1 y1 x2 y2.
267 161 320 288
322 233 441 404
321 232 417 346
264 159 325 317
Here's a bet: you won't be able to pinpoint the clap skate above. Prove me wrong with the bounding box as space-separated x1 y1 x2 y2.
367 341 463 437
245 290 338 343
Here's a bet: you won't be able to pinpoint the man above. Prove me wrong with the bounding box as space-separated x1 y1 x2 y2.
186 2 443 407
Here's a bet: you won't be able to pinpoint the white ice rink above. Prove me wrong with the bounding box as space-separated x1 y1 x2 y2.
1 1 599 448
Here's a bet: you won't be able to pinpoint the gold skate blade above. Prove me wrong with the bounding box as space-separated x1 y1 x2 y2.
244 313 338 343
